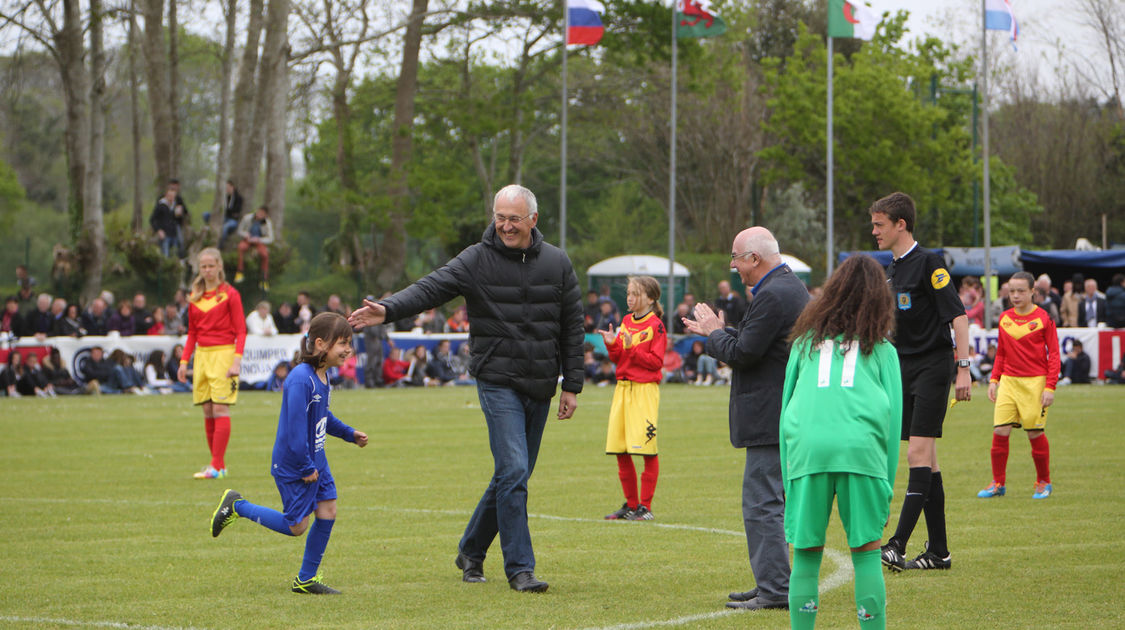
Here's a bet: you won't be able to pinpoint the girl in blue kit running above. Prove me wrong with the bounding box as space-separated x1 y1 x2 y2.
209 312 369 594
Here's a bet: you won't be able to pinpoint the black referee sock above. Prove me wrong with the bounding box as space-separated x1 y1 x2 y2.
923 471 949 558
891 466 932 550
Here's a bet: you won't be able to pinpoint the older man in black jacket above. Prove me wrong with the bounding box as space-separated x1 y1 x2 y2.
684 226 809 611
348 184 584 594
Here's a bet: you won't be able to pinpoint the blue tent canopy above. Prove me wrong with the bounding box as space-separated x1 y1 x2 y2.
1019 249 1125 269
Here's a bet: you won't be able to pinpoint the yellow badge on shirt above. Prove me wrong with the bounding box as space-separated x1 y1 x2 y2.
931 268 951 290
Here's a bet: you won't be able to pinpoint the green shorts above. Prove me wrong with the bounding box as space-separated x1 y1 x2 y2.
784 472 893 549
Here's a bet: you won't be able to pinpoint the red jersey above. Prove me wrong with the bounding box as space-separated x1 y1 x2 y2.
991 306 1060 390
606 311 666 383
183 282 247 360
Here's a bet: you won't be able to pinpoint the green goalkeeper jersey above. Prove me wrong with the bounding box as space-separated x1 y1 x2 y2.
779 335 902 491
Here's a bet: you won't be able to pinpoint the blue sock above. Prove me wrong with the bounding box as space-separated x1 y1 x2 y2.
233 500 295 536
298 518 335 581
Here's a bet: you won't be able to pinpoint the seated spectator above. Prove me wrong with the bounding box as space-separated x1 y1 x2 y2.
166 344 192 390
715 360 732 385
26 293 54 339
265 360 290 392
1 296 24 337
583 290 600 333
246 300 279 336
1103 351 1125 384
220 180 243 249
415 308 445 334
1107 273 1125 328
682 340 709 383
671 302 691 334
324 294 347 316
593 300 620 332
80 346 117 394
147 306 166 336
382 347 410 387
426 339 458 386
592 358 616 386
583 347 599 382
81 298 110 336
2 351 28 396
106 302 136 336
333 353 359 389
405 345 432 386
20 352 55 397
976 343 997 382
662 345 684 383
446 306 470 333
233 205 275 291
163 304 185 336
143 350 175 394
1058 340 1092 385
295 291 316 332
131 293 154 334
274 302 299 334
150 185 181 258
109 348 146 394
43 348 82 395
450 341 475 385
52 303 85 337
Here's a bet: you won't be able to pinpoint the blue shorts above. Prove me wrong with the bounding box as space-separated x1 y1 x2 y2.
275 469 337 527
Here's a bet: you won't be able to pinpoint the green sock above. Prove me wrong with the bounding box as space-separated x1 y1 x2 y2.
789 548 822 630
853 549 886 630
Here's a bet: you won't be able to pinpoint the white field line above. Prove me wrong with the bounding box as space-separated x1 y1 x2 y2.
0 616 207 630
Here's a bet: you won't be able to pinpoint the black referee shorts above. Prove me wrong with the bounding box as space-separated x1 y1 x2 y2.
899 347 955 440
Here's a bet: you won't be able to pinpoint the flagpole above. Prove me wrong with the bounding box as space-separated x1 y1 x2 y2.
826 35 834 278
981 0 992 329
667 4 677 331
560 1 569 251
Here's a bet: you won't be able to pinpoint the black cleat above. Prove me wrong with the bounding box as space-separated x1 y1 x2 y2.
604 503 636 520
455 553 486 583
627 505 655 521
210 489 242 538
881 541 906 572
292 574 341 594
904 542 951 570
508 571 548 593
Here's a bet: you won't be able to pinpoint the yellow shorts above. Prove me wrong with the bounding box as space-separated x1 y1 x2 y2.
192 345 240 406
605 381 660 455
993 375 1047 430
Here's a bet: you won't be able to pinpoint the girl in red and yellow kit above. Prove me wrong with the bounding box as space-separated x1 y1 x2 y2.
978 271 1060 500
599 276 667 521
177 247 247 480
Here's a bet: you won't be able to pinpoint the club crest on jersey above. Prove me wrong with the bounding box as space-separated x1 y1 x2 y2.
897 292 911 310
930 268 951 290
1028 321 1039 331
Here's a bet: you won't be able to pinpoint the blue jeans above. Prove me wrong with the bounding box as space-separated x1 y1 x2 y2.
220 219 239 248
159 235 183 258
459 381 551 579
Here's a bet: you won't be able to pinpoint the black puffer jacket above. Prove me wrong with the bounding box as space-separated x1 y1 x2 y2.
380 224 585 401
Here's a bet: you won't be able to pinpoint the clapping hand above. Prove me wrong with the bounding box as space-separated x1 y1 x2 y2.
348 300 387 329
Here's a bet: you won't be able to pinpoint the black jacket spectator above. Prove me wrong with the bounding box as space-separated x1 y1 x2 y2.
80 352 115 385
2 298 26 337
52 305 85 337
1077 295 1107 328
274 303 300 334
81 307 109 336
26 306 53 336
1107 275 1125 328
225 188 243 222
150 198 177 237
380 223 584 401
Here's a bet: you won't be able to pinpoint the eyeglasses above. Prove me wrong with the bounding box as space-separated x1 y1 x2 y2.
494 213 532 226
730 251 756 261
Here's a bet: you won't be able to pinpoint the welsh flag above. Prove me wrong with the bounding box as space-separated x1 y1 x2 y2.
827 0 877 41
677 0 726 39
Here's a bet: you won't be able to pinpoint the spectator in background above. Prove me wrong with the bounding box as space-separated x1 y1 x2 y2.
167 179 190 257
416 307 445 334
106 301 136 336
1077 279 1107 328
960 277 984 327
109 348 146 394
662 344 684 383
50 296 66 324
274 302 299 334
43 347 82 395
1033 286 1060 325
81 297 110 336
2 351 28 396
593 300 619 333
324 294 347 316
1104 351 1125 384
1058 340 1092 385
1106 273 1125 328
671 302 693 334
163 304 184 336
166 344 192 391
989 282 1011 325
144 350 175 394
132 293 154 334
1059 275 1082 327
382 347 409 387
265 360 289 392
451 342 475 385
583 347 599 382
80 346 117 394
295 291 316 332
362 293 389 388
26 293 54 339
975 343 998 383
2 296 25 337
22 352 56 396
714 280 746 325
173 289 190 326
427 339 458 386
16 274 35 316
583 291 601 333
597 285 619 317
145 307 165 335
246 300 279 336
405 345 431 386
220 180 243 249
1036 274 1062 312
151 185 181 258
446 306 470 333
592 358 616 386
234 205 275 292
52 303 85 337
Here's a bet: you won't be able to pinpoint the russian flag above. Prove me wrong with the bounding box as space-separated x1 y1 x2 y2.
984 0 1018 43
567 0 605 46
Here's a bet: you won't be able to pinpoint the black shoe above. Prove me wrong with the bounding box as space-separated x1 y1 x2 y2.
627 505 655 521
508 571 548 593
291 574 341 594
904 542 951 570
455 553 486 583
729 587 759 601
604 503 636 520
210 489 242 538
881 540 906 573
724 596 788 611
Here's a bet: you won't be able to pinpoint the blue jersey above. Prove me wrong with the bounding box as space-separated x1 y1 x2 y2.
271 362 356 482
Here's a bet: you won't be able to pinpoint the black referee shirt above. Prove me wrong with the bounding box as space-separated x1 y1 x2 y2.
886 243 966 357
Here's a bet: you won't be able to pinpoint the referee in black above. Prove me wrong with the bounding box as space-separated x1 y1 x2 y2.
870 192 972 572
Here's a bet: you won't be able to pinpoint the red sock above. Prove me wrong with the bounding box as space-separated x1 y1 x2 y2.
211 416 231 471
205 417 216 452
1029 433 1050 484
640 455 659 509
616 454 639 508
990 433 1010 486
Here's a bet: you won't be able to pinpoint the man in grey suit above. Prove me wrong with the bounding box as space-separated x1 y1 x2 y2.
683 226 810 611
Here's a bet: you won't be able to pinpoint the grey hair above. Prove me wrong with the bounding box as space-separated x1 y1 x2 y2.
493 184 538 217
744 230 780 258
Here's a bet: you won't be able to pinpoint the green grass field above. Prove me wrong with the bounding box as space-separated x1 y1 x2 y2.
2 384 1124 629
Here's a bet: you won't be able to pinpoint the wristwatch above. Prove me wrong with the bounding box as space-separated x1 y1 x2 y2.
956 358 971 368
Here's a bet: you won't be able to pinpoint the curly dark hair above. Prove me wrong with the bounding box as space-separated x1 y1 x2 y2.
788 255 896 356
